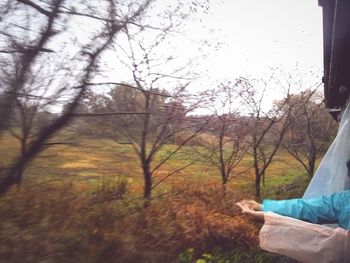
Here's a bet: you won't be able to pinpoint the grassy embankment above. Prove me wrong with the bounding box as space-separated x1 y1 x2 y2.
0 134 310 262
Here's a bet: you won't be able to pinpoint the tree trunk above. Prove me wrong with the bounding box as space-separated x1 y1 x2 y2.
255 175 261 201
221 177 227 197
262 171 266 186
308 154 316 178
140 92 151 203
0 159 25 195
143 162 152 199
253 147 261 200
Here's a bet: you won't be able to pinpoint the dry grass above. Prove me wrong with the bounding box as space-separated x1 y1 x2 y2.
0 135 307 262
0 180 286 262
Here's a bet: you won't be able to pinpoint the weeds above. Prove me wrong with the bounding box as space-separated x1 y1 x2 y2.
0 137 307 262
0 180 302 262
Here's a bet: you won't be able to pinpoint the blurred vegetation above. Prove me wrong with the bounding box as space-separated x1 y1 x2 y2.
0 1 332 262
0 133 308 262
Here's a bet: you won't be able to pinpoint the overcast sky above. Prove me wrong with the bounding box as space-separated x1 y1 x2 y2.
104 0 323 84
199 0 323 79
169 0 324 111
98 0 324 110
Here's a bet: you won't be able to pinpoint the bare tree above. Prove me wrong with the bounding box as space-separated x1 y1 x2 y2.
193 84 249 194
76 12 209 199
0 0 153 195
105 85 205 200
235 77 295 200
9 98 47 159
6 59 69 159
0 0 63 135
283 91 337 177
90 4 210 200
74 82 205 200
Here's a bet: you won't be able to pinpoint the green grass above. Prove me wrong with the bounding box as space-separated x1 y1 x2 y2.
0 133 314 262
0 133 313 198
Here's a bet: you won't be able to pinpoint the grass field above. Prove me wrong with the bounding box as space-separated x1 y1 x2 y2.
0 133 311 262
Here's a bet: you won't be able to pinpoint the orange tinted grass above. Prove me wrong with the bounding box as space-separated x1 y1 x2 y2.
0 181 260 262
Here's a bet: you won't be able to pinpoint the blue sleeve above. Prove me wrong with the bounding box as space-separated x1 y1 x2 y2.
262 191 350 226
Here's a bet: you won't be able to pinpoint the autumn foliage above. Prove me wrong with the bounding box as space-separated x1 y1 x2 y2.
0 180 274 262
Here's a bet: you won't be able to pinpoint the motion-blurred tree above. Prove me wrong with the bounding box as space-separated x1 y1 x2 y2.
0 0 153 195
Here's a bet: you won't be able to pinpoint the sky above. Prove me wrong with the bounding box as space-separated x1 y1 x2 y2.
0 0 325 117
177 0 324 110
25 0 324 112
191 0 323 79
105 0 324 97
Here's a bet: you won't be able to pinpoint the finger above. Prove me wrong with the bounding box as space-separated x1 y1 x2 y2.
237 203 252 212
243 210 265 220
244 200 261 211
236 202 245 211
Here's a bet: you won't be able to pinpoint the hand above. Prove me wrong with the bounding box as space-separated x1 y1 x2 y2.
236 200 265 220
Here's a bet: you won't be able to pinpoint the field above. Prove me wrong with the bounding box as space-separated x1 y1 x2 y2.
0 134 310 262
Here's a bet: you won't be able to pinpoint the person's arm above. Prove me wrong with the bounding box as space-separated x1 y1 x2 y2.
262 195 339 224
236 190 350 228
